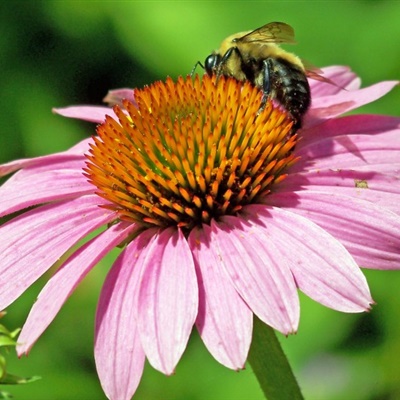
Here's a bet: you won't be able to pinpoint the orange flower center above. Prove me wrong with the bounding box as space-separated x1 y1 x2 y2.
85 75 299 230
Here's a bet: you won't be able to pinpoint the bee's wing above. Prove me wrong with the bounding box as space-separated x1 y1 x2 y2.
303 61 342 88
234 22 297 44
305 69 334 84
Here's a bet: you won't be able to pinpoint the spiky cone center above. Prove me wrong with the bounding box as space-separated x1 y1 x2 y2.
85 75 299 231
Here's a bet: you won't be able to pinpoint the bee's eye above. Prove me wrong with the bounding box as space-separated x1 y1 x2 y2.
204 54 220 74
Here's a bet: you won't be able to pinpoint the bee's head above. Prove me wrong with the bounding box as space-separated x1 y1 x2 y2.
204 53 221 75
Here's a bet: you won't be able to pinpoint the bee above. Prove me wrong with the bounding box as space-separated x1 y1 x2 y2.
204 22 321 132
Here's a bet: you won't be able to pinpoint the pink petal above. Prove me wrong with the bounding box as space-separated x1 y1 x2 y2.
298 114 400 149
0 138 91 178
244 205 373 312
268 191 400 270
355 164 400 176
309 66 361 97
188 226 252 370
17 222 136 355
0 164 93 217
136 228 198 374
210 217 299 335
277 169 400 215
95 230 156 400
305 80 398 124
103 88 136 106
294 130 400 172
53 105 117 123
0 195 116 310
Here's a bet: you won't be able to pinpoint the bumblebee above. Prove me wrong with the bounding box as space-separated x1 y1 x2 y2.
204 22 318 131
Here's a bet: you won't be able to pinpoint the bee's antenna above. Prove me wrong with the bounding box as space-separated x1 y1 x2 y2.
191 61 205 77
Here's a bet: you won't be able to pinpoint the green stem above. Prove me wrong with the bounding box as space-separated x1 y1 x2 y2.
248 316 304 400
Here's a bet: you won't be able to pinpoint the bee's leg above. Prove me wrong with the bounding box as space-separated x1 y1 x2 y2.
191 61 205 77
219 47 240 66
258 58 272 114
217 47 241 79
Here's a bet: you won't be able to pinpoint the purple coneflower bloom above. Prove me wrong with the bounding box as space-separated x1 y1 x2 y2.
0 66 399 400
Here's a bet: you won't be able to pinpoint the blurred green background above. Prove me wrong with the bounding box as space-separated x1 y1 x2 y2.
1 1 399 399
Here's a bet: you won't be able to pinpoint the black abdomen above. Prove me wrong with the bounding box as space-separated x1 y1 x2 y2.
263 57 311 130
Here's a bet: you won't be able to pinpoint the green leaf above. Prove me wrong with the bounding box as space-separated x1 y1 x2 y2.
0 355 6 380
0 390 13 400
0 338 16 348
8 330 20 341
0 324 20 345
0 373 41 385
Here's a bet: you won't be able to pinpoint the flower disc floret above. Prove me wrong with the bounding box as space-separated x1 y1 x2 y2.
86 75 298 230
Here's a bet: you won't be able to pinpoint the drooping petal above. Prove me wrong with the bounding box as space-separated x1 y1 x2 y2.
243 205 373 312
53 105 117 123
210 218 300 335
297 114 400 150
0 164 93 217
276 169 400 215
17 222 136 355
188 225 252 370
268 191 400 270
305 80 398 124
136 228 198 375
95 230 156 400
0 195 116 310
0 138 91 178
295 130 400 172
309 65 360 97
